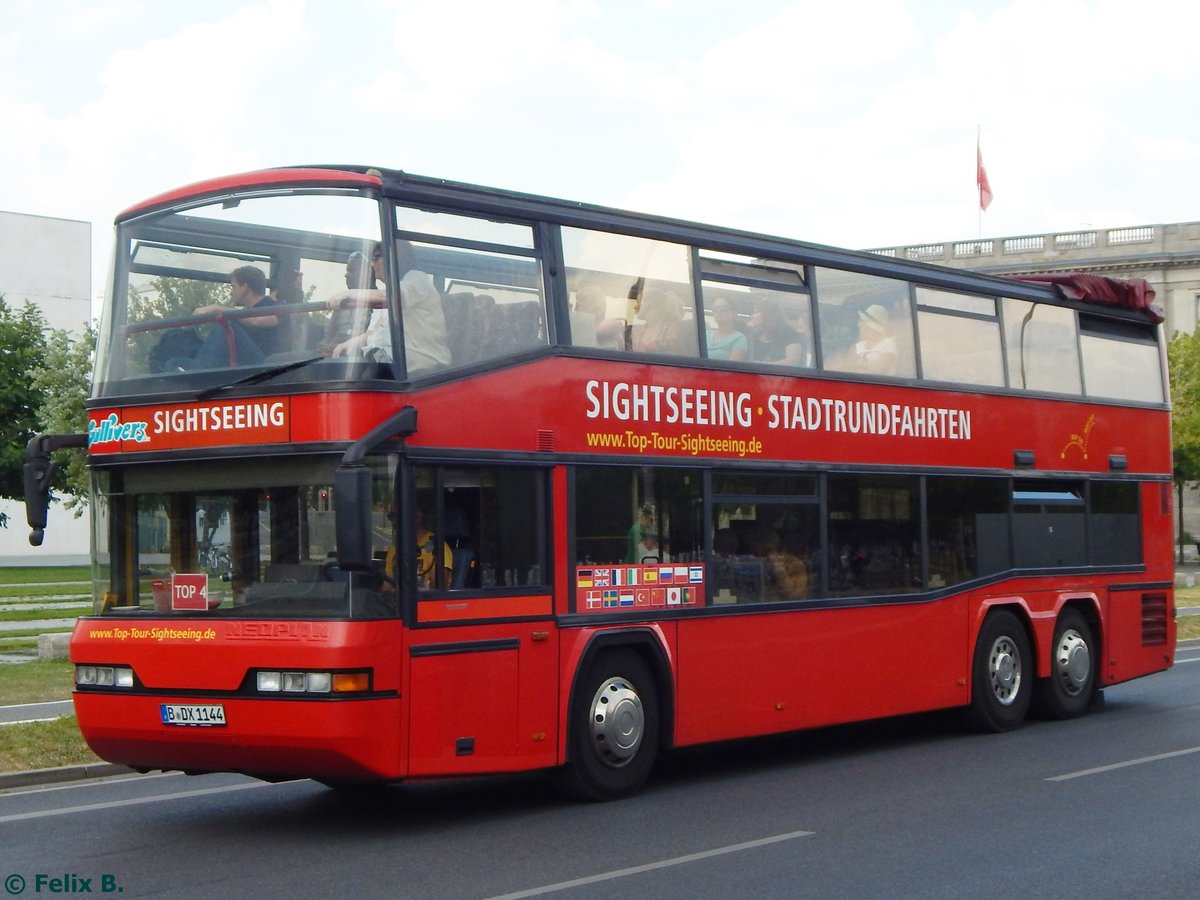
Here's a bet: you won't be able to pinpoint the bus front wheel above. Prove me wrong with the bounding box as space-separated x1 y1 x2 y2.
557 649 660 801
1035 608 1096 719
967 609 1032 732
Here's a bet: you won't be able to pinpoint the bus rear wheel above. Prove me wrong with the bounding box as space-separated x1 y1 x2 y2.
967 609 1032 732
1035 608 1096 719
557 649 660 801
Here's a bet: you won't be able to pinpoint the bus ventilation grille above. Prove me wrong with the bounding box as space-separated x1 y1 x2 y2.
1160 483 1171 516
536 430 555 452
1140 592 1168 646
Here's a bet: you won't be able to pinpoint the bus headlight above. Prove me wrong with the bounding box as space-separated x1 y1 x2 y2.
256 671 282 692
253 670 368 695
75 665 134 687
305 673 331 693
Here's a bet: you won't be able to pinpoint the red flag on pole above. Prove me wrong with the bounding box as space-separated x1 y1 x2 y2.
976 141 993 211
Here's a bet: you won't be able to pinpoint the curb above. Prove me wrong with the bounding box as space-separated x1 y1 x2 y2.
0 762 135 791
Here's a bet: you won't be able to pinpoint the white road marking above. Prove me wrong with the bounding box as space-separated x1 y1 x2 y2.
1047 745 1200 782
0 780 280 823
487 829 815 899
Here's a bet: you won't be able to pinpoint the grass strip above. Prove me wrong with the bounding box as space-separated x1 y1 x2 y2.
0 717 100 771
0 587 90 601
0 607 91 623
0 659 75 704
0 567 91 584
0 629 73 642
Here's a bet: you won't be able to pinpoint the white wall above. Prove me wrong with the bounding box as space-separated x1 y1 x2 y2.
0 499 89 565
0 209 91 332
1 209 91 563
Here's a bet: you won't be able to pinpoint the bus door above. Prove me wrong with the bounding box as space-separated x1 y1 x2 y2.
402 463 559 775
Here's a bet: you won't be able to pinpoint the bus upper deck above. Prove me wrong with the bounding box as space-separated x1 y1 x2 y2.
94 165 1165 412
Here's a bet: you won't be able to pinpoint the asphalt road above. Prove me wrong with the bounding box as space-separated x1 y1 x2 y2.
2 647 1198 900
0 700 72 725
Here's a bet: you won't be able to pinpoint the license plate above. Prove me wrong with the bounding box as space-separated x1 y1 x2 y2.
160 704 226 727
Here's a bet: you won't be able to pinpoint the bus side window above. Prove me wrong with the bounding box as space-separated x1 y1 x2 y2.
417 465 547 591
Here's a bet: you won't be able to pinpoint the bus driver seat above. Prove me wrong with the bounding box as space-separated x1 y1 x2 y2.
443 505 476 589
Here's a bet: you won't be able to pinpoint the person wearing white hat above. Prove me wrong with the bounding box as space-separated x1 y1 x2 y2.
855 303 898 375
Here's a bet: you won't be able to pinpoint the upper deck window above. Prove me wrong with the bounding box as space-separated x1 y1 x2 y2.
1078 315 1164 403
699 253 811 367
562 228 698 359
392 206 546 372
915 288 1005 387
815 268 916 378
395 206 535 249
97 191 386 397
1002 299 1082 396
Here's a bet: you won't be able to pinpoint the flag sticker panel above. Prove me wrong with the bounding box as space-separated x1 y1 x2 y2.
575 564 705 612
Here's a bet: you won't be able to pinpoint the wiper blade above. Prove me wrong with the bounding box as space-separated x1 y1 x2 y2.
195 356 324 400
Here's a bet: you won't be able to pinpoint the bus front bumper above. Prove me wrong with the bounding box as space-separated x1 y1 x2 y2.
72 692 405 782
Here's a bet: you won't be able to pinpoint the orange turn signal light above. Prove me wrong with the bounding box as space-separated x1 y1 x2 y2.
332 673 370 693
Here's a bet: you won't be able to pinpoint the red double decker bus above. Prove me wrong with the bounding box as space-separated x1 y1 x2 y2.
27 166 1174 799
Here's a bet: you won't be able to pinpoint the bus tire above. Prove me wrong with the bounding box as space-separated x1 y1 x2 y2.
1034 608 1096 719
557 649 659 801
967 609 1032 732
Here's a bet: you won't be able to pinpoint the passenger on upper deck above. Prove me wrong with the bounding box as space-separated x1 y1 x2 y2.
164 265 285 370
854 303 898 375
317 251 375 355
747 295 806 366
573 286 624 350
328 240 451 374
631 289 692 356
706 297 749 361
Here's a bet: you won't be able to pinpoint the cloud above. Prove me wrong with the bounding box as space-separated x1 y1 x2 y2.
363 0 598 119
4 0 1200 314
0 0 311 305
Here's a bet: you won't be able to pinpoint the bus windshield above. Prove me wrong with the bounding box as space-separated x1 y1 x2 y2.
95 190 388 396
90 455 396 619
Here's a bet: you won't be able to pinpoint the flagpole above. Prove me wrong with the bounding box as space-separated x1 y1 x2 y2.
977 126 982 240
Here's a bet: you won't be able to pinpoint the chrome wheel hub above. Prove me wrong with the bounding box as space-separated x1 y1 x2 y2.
988 635 1022 706
1054 629 1091 696
588 676 644 767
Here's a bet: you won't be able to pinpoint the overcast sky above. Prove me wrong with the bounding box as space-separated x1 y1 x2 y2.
4 0 1199 309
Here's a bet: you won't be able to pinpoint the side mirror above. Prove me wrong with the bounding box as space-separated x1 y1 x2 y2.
23 446 53 547
334 405 417 572
23 433 86 547
334 465 374 571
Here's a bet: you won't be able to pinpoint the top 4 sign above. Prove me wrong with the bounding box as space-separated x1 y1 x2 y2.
172 574 209 611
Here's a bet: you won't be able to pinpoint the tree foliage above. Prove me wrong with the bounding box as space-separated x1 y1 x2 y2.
31 322 96 515
1168 329 1200 558
1169 329 1200 454
0 296 51 526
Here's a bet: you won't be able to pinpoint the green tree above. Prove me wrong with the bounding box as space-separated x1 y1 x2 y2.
0 295 51 527
31 321 96 515
1168 329 1200 561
